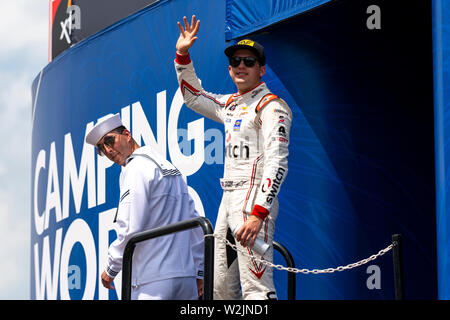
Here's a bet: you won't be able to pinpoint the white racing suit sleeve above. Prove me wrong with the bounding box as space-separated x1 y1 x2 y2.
253 99 292 216
174 53 228 124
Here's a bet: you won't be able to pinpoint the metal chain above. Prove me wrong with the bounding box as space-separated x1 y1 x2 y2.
205 234 394 274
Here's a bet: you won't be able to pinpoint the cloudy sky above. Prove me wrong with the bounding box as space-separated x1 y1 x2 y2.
0 1 48 299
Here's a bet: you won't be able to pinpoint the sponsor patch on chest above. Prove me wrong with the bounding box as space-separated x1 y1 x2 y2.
233 119 242 131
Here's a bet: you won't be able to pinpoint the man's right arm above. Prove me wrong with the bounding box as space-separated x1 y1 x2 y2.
174 53 228 123
174 15 228 123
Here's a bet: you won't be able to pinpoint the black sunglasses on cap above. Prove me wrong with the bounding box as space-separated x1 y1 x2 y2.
229 56 258 68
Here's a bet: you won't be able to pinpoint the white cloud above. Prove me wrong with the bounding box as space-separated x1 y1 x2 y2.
0 1 48 54
0 163 6 176
0 73 32 118
0 0 48 300
0 192 30 299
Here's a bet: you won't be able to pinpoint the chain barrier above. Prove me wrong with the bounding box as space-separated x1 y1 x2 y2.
205 234 394 274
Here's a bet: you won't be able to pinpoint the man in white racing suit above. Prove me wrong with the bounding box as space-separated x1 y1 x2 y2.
174 16 292 300
86 113 204 300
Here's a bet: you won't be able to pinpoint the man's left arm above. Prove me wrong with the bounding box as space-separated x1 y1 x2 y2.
101 168 151 289
101 194 133 288
235 99 292 247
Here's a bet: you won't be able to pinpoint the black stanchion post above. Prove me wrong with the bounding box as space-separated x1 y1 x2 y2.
121 241 135 300
273 241 296 300
199 217 215 300
392 234 404 300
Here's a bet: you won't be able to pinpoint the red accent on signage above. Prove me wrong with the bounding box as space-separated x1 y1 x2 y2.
49 0 62 62
51 0 62 26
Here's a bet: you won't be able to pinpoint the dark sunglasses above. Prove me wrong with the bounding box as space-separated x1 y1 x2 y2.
97 135 116 155
229 56 257 68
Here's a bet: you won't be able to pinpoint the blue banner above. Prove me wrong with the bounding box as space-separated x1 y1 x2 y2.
31 0 437 300
225 0 332 40
433 0 450 300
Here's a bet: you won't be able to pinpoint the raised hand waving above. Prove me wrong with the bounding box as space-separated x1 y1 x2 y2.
176 15 200 55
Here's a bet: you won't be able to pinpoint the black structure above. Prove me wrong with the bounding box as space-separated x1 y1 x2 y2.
273 241 296 300
121 217 298 300
392 234 405 300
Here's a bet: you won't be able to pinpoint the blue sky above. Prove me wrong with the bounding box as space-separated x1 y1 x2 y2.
0 1 48 299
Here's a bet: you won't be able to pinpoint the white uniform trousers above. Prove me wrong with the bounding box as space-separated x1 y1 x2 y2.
131 276 198 300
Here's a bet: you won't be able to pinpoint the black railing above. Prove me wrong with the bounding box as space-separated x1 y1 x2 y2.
121 216 298 300
121 220 402 301
273 241 296 300
121 216 214 300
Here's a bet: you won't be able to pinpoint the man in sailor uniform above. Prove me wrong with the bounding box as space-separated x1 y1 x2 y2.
86 113 204 300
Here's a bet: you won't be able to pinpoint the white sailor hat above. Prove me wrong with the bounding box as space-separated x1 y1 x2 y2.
85 113 123 146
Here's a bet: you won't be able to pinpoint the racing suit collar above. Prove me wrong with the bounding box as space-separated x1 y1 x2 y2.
233 82 266 99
